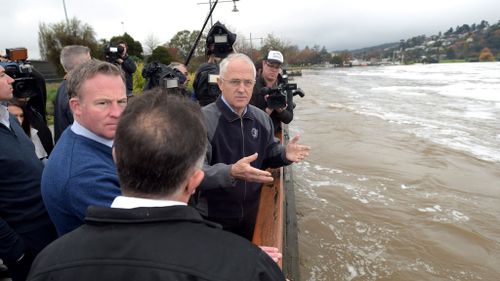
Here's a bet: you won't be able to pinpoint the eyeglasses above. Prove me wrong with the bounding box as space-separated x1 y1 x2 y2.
220 77 255 88
265 61 281 69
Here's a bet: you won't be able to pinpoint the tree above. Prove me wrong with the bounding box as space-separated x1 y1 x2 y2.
168 30 205 62
109 32 143 59
38 17 99 75
446 47 456 59
261 34 287 58
479 47 494 61
331 55 343 66
444 27 454 36
143 33 161 55
147 46 173 65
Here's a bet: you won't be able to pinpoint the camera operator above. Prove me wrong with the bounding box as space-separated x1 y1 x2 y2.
193 21 236 106
142 61 189 98
109 41 136 97
251 50 293 134
0 48 53 157
168 62 192 98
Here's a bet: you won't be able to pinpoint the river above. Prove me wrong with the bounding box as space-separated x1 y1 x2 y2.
288 62 500 281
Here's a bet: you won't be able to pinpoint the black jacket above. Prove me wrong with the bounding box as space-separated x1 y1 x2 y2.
194 97 292 220
193 63 221 106
53 80 72 143
120 56 137 96
28 205 285 281
251 75 294 134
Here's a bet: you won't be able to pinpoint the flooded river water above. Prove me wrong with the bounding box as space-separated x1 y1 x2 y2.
289 62 500 280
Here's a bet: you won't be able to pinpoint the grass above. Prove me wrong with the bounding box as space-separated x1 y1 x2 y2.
440 59 467 63
45 82 59 126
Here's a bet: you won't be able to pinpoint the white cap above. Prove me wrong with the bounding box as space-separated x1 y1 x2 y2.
266 50 284 64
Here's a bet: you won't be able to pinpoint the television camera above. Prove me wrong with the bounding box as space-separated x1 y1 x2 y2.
0 48 39 98
260 69 305 110
142 61 187 90
104 43 125 63
206 21 236 59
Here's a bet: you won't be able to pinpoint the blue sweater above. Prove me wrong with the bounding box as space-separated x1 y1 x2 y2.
41 129 121 236
1 115 55 261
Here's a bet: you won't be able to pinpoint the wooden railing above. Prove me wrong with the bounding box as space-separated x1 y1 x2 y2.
252 167 284 268
252 126 300 280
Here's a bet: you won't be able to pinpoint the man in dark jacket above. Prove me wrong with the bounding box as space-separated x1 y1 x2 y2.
193 21 236 106
28 90 285 281
251 50 294 134
193 53 310 240
115 41 136 97
53 45 91 143
0 65 57 281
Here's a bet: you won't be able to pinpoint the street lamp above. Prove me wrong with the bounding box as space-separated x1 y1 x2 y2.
197 0 239 27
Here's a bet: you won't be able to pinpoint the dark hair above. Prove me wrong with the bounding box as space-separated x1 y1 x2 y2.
114 88 207 197
67 60 124 99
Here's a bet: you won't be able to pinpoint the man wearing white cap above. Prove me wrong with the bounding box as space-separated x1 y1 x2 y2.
251 50 294 134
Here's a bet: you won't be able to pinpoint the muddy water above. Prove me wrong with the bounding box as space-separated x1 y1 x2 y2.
289 63 500 280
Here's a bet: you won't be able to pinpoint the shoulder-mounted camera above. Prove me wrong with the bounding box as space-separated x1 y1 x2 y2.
142 61 187 90
104 44 125 63
260 70 305 109
0 48 39 98
206 21 236 59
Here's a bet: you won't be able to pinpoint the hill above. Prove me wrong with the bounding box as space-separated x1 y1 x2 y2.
347 20 500 63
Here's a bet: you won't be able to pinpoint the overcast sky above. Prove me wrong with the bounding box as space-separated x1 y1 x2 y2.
1 0 498 59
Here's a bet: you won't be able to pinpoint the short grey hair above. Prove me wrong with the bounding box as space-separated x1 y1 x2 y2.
60 45 91 73
219 53 256 79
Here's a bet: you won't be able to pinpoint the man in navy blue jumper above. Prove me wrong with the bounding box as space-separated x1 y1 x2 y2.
41 60 128 236
0 65 57 281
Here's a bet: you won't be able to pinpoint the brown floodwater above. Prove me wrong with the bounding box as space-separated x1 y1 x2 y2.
289 63 500 281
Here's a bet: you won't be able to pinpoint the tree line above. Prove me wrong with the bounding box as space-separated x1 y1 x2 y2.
38 17 336 76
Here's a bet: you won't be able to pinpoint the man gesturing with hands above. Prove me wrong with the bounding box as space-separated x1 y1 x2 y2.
192 53 310 241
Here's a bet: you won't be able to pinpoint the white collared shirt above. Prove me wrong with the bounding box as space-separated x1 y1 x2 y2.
71 120 113 148
111 196 186 209
0 104 10 129
221 95 247 116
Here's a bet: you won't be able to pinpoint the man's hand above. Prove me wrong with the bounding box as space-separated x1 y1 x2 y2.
230 153 273 183
286 134 311 162
259 246 282 263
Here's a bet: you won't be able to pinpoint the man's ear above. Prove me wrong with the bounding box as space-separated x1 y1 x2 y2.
69 97 81 118
217 76 224 91
185 169 204 196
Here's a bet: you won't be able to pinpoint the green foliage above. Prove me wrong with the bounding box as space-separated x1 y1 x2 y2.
38 17 99 76
261 34 287 57
45 82 60 126
148 46 173 65
168 30 206 63
133 63 145 95
331 55 344 65
446 47 457 59
109 33 144 59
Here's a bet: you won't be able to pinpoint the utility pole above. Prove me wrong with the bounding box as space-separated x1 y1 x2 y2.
246 33 263 60
62 0 69 26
